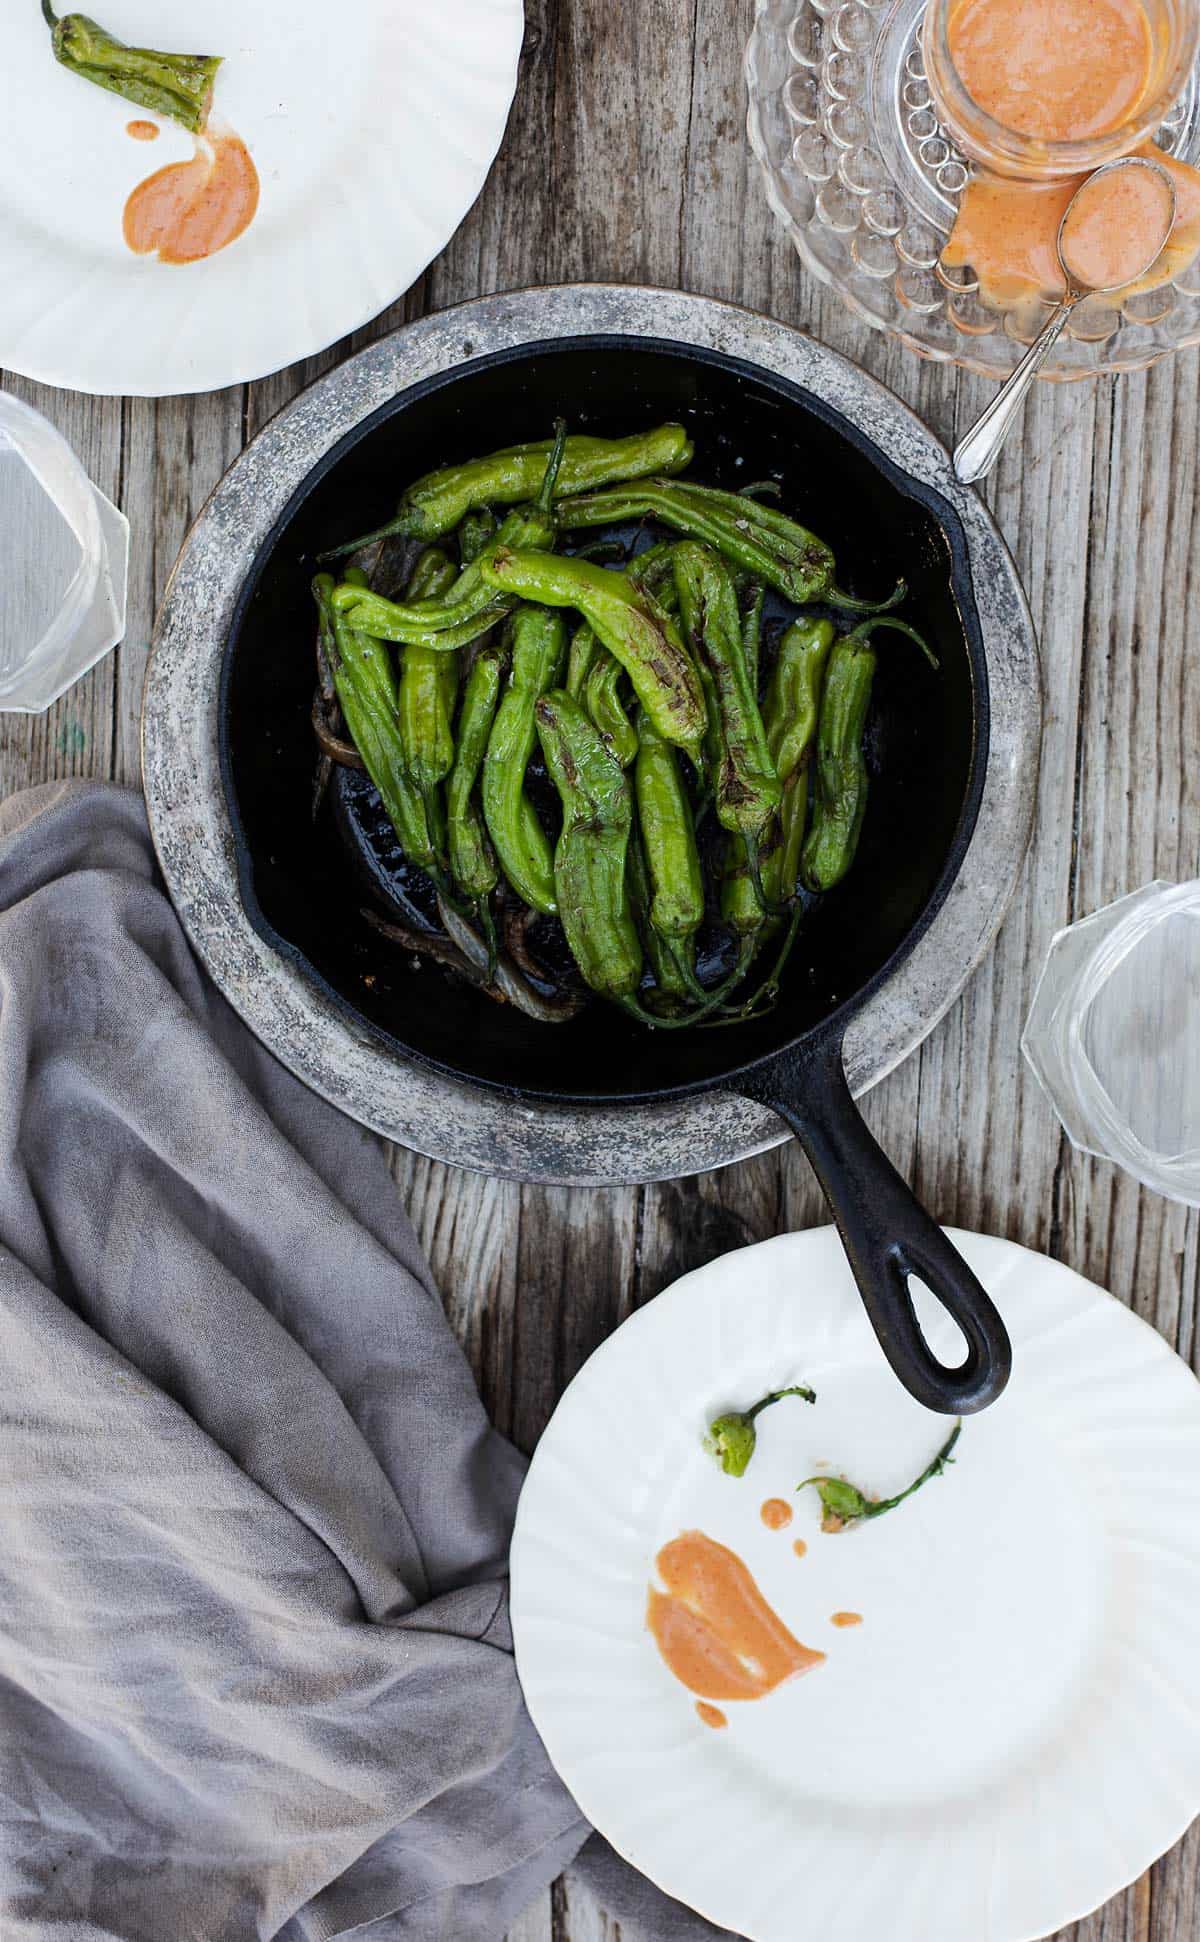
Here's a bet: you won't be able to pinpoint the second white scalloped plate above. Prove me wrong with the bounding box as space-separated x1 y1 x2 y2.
0 0 523 395
511 1229 1200 1942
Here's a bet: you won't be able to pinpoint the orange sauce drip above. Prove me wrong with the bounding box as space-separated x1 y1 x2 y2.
942 144 1200 308
792 1538 808 1559
760 1497 793 1531
947 0 1153 141
831 1610 863 1628
123 127 260 265
126 120 160 142
695 1701 728 1729
646 1530 825 1701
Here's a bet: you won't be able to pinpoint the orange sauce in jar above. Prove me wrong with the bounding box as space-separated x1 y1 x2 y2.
946 0 1154 142
646 1531 825 1702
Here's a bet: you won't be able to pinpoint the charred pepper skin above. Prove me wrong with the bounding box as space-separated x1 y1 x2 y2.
534 690 643 1003
330 425 570 649
318 425 695 560
673 541 781 840
43 4 221 131
801 617 936 893
557 478 903 612
480 547 708 769
482 608 566 916
311 573 442 874
447 644 504 918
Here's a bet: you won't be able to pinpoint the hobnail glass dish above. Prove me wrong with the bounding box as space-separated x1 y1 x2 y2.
745 0 1200 379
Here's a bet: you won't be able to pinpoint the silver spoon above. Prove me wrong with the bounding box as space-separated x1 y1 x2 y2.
953 157 1176 485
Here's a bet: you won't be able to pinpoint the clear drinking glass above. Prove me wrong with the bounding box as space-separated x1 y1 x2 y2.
1022 881 1200 1203
0 394 129 713
922 0 1200 180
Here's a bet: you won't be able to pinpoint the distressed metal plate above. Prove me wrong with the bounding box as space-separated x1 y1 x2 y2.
141 285 1040 1185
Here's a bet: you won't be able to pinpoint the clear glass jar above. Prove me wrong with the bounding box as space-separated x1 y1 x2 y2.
0 394 128 713
923 0 1200 180
1022 881 1200 1204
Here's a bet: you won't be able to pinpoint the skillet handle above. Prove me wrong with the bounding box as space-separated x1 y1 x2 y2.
745 1035 1011 1414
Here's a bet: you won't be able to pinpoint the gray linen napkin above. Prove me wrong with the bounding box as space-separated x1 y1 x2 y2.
0 783 730 1942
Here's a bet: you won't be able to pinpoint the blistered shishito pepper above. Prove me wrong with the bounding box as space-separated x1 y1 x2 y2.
447 644 503 903
626 832 689 1012
720 618 833 977
311 573 442 876
673 541 780 848
331 425 569 649
634 710 704 987
740 580 766 696
585 649 638 769
566 622 598 700
319 424 695 559
764 617 834 906
801 617 936 894
397 549 461 820
535 690 643 1005
480 548 707 768
557 478 903 612
457 508 497 566
42 3 221 132
482 608 566 915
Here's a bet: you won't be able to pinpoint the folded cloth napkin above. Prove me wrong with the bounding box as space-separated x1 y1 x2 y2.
0 783 730 1942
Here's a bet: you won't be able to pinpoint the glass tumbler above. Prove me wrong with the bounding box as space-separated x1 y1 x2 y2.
1022 881 1200 1204
0 393 129 713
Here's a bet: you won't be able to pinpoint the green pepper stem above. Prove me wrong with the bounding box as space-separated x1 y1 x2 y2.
316 512 415 564
535 419 570 517
825 576 908 616
42 0 58 26
845 614 939 669
478 898 499 983
866 1420 961 1513
745 1384 816 1421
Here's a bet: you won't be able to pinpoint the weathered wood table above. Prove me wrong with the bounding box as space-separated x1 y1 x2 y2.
4 1 1197 1935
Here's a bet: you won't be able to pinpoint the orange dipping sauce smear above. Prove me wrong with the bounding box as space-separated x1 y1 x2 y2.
793 1538 808 1559
123 126 260 265
695 1701 728 1729
126 120 160 142
647 1530 825 1702
831 1610 863 1628
946 0 1153 141
760 1497 793 1531
943 145 1200 308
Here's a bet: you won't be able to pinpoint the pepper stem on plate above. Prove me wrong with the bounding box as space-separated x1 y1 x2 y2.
798 1420 962 1531
704 1384 818 1478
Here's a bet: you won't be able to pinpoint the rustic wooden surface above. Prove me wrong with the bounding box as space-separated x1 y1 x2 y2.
4 0 1199 1934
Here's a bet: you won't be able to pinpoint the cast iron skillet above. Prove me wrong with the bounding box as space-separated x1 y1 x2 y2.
221 337 1011 1416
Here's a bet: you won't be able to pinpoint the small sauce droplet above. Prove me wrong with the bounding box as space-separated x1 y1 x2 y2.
760 1497 793 1531
792 1538 807 1559
695 1701 728 1730
647 1530 825 1700
831 1610 863 1628
126 120 160 142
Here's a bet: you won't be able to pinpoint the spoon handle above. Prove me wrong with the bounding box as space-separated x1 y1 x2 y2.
953 296 1076 485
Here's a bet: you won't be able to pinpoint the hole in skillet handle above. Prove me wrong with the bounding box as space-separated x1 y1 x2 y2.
738 1029 1012 1415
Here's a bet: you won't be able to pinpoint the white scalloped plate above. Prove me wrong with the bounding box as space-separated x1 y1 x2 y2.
0 0 522 396
511 1229 1200 1942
